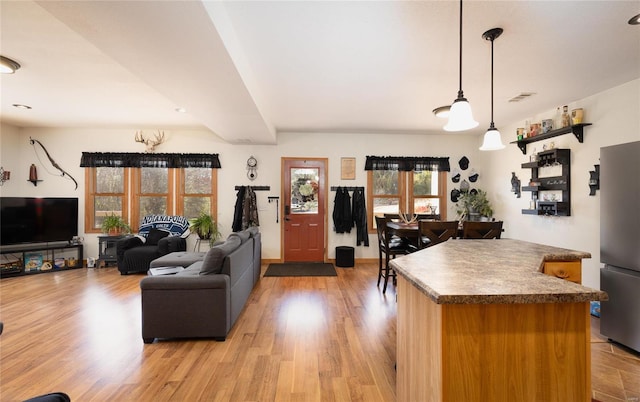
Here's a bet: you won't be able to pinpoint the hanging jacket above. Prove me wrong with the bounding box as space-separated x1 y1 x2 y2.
333 187 352 233
242 186 259 229
333 187 345 233
352 187 369 246
232 186 246 232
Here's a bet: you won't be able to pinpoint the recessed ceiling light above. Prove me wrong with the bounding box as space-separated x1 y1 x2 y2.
175 107 186 113
629 13 640 25
12 104 32 109
432 105 451 118
0 55 21 74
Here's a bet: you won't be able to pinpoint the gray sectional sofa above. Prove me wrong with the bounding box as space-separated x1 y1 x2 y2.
140 227 261 343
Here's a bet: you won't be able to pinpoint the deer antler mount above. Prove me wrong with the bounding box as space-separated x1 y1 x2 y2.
135 130 165 153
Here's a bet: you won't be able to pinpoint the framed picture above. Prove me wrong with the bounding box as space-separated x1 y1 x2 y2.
341 157 356 180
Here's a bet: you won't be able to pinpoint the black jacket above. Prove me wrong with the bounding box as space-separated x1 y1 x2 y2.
352 188 369 246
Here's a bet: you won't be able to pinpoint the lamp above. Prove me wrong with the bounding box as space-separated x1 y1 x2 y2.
0 56 21 74
444 0 478 132
479 27 506 151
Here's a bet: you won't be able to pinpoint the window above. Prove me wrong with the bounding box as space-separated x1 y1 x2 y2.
176 168 217 220
368 169 407 220
131 167 173 227
82 152 220 233
85 167 129 232
410 170 446 216
365 155 450 232
367 170 447 231
85 168 217 234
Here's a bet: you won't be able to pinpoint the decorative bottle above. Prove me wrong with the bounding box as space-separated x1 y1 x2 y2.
561 105 571 128
555 107 562 130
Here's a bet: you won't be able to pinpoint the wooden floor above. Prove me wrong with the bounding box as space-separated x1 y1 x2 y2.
0 262 638 402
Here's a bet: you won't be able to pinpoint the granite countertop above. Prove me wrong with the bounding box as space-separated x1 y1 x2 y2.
390 238 608 305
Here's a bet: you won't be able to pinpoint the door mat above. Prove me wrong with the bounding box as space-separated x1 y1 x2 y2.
264 263 337 277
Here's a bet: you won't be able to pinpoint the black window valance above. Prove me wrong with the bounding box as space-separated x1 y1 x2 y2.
79 152 221 168
364 156 450 172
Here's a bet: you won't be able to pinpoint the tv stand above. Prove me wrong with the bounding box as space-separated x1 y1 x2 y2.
0 243 84 278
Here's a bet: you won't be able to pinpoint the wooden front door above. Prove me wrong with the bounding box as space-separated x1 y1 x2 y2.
283 158 327 262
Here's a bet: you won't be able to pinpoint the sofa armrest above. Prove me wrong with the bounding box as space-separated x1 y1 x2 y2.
157 236 186 254
116 236 143 268
140 274 228 291
140 274 231 342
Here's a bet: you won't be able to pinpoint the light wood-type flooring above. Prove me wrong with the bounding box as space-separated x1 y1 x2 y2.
0 262 638 401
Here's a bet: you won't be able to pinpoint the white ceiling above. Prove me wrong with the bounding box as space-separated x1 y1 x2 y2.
1 1 639 145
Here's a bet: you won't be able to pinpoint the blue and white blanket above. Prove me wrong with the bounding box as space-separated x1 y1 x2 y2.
138 215 190 239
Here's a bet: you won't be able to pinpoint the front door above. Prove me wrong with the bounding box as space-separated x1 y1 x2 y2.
283 158 327 262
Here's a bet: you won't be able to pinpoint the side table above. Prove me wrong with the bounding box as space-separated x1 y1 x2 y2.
98 235 130 268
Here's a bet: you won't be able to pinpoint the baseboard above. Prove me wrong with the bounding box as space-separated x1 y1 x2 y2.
262 258 377 265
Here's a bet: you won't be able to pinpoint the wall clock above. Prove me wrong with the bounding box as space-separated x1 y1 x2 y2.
247 156 258 180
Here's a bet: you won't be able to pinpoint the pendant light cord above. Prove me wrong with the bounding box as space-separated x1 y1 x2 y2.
457 0 463 97
490 37 494 124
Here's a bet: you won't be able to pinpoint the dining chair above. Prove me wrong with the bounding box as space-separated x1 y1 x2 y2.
418 220 458 249
462 220 504 239
375 216 414 293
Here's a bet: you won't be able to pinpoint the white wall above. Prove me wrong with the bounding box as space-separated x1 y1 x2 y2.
479 79 640 289
0 125 479 262
2 78 638 290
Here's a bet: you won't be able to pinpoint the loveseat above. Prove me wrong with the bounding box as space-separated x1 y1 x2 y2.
116 215 190 275
140 227 261 343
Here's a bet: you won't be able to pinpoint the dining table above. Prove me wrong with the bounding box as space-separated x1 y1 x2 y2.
385 221 420 238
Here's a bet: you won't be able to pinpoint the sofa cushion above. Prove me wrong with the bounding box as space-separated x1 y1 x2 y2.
146 228 170 246
199 235 242 275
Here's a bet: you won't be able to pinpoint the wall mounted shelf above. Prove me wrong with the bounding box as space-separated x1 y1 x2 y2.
28 179 43 186
511 123 592 154
521 148 571 216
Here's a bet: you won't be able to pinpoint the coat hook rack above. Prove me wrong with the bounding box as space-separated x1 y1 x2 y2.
330 186 364 191
235 185 270 191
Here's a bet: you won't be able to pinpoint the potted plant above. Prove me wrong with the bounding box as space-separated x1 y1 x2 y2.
455 189 494 221
101 214 131 235
188 212 222 244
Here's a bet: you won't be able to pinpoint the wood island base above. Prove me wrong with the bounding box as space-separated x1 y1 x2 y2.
397 276 591 402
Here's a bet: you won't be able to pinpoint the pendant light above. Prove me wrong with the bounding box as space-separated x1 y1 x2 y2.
479 27 506 151
444 0 478 132
0 55 21 74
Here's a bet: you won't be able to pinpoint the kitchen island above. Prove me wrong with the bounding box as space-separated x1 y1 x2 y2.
391 239 607 402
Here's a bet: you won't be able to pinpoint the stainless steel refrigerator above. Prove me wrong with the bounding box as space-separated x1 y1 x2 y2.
600 141 640 352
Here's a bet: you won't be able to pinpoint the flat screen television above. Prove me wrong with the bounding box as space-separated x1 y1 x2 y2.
0 197 79 246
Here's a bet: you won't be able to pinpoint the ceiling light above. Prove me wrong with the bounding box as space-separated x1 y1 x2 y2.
175 107 186 113
12 104 32 110
479 28 505 151
444 0 478 132
0 56 21 74
628 13 640 25
433 106 451 118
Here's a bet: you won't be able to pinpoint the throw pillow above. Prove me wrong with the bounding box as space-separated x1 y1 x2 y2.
146 228 170 246
200 235 242 275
